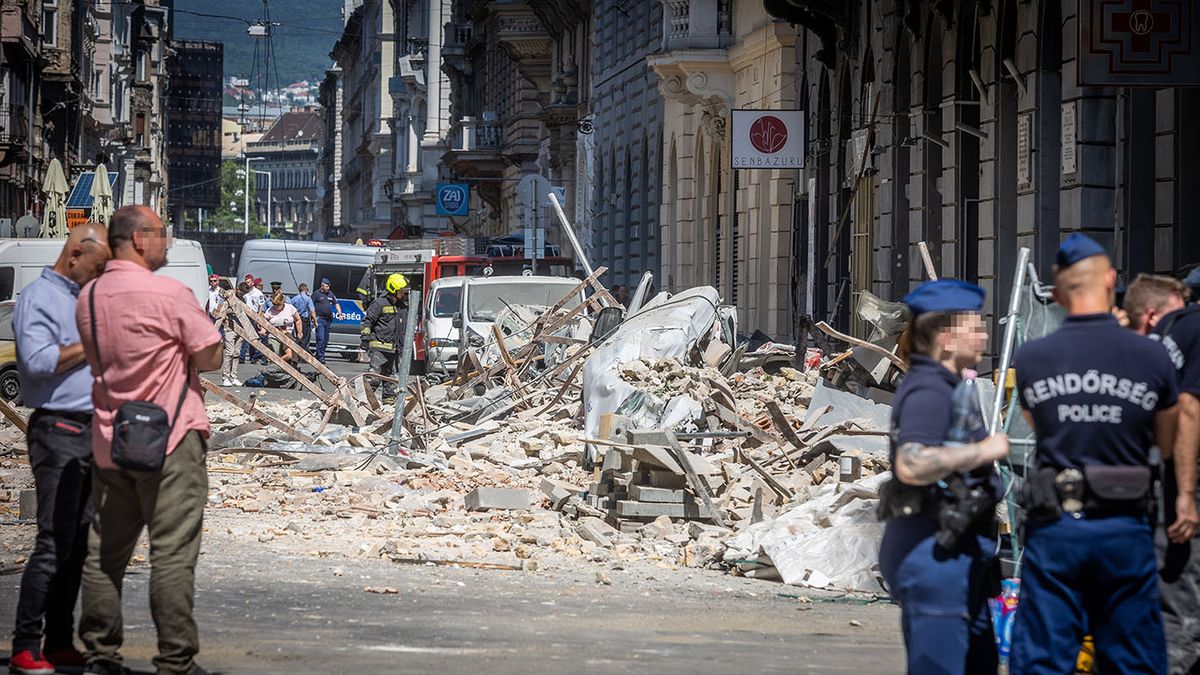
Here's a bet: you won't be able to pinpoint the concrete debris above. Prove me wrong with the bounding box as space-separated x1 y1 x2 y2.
0 275 910 592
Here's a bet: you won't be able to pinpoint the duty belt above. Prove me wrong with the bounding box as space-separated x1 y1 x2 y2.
1022 464 1152 520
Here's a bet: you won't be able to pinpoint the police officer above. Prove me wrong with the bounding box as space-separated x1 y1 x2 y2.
1124 272 1200 674
877 278 1009 674
361 273 408 403
1009 234 1190 673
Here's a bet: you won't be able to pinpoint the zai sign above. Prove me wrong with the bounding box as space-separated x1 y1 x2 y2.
435 182 469 216
731 110 806 169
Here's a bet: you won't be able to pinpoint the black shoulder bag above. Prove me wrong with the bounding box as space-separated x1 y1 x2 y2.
88 281 188 473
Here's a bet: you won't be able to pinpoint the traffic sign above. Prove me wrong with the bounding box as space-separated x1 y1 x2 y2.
435 183 469 216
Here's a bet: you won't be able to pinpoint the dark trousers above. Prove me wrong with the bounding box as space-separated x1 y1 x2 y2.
315 317 332 362
878 515 998 674
299 317 313 352
369 349 399 399
79 431 208 675
13 410 93 654
1010 514 1166 674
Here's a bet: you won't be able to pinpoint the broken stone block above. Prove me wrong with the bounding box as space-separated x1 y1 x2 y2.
540 477 586 509
575 516 619 548
639 515 675 540
464 487 533 512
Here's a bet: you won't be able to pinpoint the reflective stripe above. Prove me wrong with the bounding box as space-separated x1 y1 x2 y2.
382 305 397 314
360 327 371 335
369 340 394 350
356 287 369 295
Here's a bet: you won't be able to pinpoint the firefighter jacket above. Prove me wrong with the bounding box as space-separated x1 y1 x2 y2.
361 293 407 353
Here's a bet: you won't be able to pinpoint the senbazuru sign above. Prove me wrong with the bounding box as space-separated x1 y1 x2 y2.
731 109 806 169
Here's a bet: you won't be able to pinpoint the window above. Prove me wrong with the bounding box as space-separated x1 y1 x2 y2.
431 286 461 318
0 267 14 303
313 264 367 300
41 4 56 47
136 52 148 82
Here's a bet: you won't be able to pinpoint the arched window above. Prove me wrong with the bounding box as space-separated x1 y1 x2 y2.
922 13 946 275
892 24 913 291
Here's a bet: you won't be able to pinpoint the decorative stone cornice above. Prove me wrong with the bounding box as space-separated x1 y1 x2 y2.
489 2 553 92
647 50 733 137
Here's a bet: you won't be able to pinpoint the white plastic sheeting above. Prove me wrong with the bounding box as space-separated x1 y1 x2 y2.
581 287 722 456
723 473 888 594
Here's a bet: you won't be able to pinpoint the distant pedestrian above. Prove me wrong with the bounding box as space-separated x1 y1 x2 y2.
75 205 222 675
9 224 110 675
241 278 267 364
204 274 222 321
269 280 282 297
289 283 316 352
217 282 251 387
264 291 302 347
312 277 339 363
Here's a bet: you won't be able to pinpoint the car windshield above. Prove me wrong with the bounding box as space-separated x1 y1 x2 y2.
0 304 13 341
467 281 579 322
431 286 463 318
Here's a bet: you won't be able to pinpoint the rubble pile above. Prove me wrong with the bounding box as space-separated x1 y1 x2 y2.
0 274 903 594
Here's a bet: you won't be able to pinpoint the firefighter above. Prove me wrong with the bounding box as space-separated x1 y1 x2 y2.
361 273 408 404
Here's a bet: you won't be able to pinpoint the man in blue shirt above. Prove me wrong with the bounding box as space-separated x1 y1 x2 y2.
9 224 109 675
288 283 316 353
311 278 339 363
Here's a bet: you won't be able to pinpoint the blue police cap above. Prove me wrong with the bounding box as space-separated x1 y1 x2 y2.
1055 233 1107 268
321 278 331 285
1183 266 1200 293
901 279 986 316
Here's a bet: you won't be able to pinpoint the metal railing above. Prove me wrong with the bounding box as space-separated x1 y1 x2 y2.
0 105 28 144
454 116 503 152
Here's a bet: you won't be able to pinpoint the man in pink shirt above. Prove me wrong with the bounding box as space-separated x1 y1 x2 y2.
75 205 221 675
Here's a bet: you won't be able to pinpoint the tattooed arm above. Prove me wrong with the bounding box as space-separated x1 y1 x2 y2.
894 435 1010 486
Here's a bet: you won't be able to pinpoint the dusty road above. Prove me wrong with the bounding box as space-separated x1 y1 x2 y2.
0 520 903 674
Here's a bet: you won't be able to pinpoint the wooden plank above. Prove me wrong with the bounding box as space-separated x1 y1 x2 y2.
227 321 342 410
0 398 27 434
200 379 312 443
814 321 907 372
736 447 795 501
764 401 800 470
535 359 585 415
232 298 344 385
664 431 728 528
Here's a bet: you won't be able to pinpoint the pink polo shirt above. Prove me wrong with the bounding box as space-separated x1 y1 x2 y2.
76 259 221 469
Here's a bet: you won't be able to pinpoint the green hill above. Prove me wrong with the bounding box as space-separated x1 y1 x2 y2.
173 0 343 87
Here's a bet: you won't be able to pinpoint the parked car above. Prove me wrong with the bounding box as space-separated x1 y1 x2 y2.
0 301 20 406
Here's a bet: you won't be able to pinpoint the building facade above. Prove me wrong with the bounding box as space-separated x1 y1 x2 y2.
330 0 396 238
247 108 324 238
764 0 1200 350
0 0 45 224
591 0 663 290
387 0 450 237
166 39 222 228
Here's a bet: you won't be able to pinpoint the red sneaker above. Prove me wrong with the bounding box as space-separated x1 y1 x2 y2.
44 647 88 667
8 649 54 675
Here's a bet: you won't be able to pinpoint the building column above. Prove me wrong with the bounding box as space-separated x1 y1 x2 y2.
423 0 442 144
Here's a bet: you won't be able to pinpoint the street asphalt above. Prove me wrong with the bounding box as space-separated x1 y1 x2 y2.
0 536 904 674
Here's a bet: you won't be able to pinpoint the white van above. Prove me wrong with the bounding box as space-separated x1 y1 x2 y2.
236 239 379 358
0 238 210 306
425 274 584 377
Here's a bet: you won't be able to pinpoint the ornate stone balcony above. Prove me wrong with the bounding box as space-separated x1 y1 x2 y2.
660 0 732 51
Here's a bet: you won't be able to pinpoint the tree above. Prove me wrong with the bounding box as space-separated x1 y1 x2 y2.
206 159 266 235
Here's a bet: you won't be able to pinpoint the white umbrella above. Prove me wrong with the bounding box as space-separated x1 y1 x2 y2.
91 163 114 224
40 158 68 238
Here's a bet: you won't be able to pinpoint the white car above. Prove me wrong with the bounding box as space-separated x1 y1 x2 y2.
424 274 584 379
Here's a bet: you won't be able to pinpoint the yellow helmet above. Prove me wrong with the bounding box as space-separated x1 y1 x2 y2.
385 273 409 294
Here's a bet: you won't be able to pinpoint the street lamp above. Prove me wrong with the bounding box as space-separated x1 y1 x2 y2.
243 155 266 234
253 169 272 234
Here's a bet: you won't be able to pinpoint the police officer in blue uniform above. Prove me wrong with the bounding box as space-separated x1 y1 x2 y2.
1125 272 1200 673
1010 234 1190 674
878 278 1010 673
